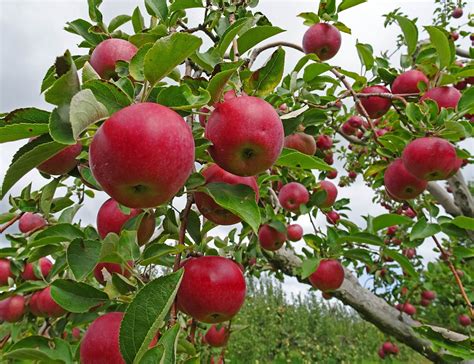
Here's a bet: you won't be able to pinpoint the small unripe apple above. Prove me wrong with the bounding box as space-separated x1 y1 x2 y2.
391 70 429 94
386 226 397 236
204 324 229 347
97 198 156 246
0 295 25 322
309 259 344 291
36 287 66 318
326 211 340 225
421 290 436 301
284 133 317 155
18 213 47 233
90 38 138 79
286 224 303 242
420 86 461 110
194 164 259 225
452 7 463 18
278 182 309 212
302 23 341 61
402 137 458 181
458 314 472 327
93 261 133 285
206 96 284 176
177 256 246 323
341 122 356 135
347 115 364 129
357 85 392 118
80 312 126 364
316 135 333 150
258 224 286 251
22 257 53 281
90 103 195 208
314 180 338 208
36 142 82 175
384 159 427 200
0 259 14 286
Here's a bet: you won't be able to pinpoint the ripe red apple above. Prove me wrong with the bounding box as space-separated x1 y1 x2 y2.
21 257 53 281
28 292 43 316
420 86 461 110
278 182 309 212
90 39 138 79
198 90 244 127
314 180 338 208
341 122 356 135
316 135 333 150
177 256 246 323
97 198 155 245
63 327 81 341
403 207 416 218
18 213 47 233
458 314 472 327
401 302 416 316
302 23 341 61
286 224 303 242
347 115 363 129
321 292 332 300
0 295 25 322
258 224 286 251
93 261 133 285
327 170 337 179
348 171 357 179
36 287 66 318
403 248 416 260
0 259 14 285
357 85 392 118
284 133 317 155
452 7 463 18
36 142 82 175
326 211 340 225
309 259 344 292
382 342 395 354
378 347 386 359
386 226 397 236
454 80 467 90
80 312 126 364
194 164 259 225
384 159 427 200
90 103 195 208
402 137 458 181
420 298 431 307
324 153 334 165
450 31 459 41
204 324 229 347
391 70 429 94
205 96 284 176
421 290 436 300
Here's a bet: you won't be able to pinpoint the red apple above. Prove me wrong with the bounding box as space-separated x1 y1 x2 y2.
90 103 195 208
90 39 138 79
177 256 246 323
326 211 340 225
0 259 14 286
309 259 344 292
258 224 286 251
401 302 416 316
357 85 392 118
452 7 463 18
28 292 43 316
316 135 333 150
278 182 309 212
322 292 332 300
454 80 467 90
347 115 364 129
97 198 155 245
205 96 284 176
302 23 341 61
36 287 66 318
403 248 416 260
314 180 338 208
284 133 317 155
199 107 211 127
450 31 459 41
421 290 436 300
391 70 429 94
0 295 25 322
386 226 397 236
18 213 47 233
382 342 395 354
384 159 427 200
194 164 259 225
421 86 461 110
36 142 82 175
420 298 431 307
93 261 133 285
80 312 126 364
204 324 229 347
402 137 458 181
21 257 53 281
341 122 356 135
287 224 303 242
327 170 337 179
458 314 471 326
348 171 357 179
378 347 386 359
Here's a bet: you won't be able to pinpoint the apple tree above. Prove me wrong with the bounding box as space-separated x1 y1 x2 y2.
0 0 473 362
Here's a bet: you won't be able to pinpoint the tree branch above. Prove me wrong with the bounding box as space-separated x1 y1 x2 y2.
0 213 23 234
456 48 472 59
427 182 462 217
447 170 474 218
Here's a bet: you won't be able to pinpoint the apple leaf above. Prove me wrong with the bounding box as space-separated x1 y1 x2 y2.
217 17 253 56
44 50 80 106
81 61 100 84
119 270 184 364
67 238 101 281
132 7 145 33
244 47 285 97
276 148 333 171
338 0 367 12
336 233 384 246
169 0 203 12
141 243 182 266
457 86 474 114
425 26 452 69
144 33 202 85
3 336 74 363
50 279 109 313
0 108 50 143
32 223 85 248
129 43 153 82
108 14 131 32
237 26 285 55
383 249 418 277
450 216 474 230
356 42 374 70
70 89 108 140
301 258 319 279
156 85 211 110
303 63 333 82
410 218 441 241
83 79 132 114
39 178 60 216
99 230 140 264
145 0 168 20
199 182 261 233
207 66 240 105
49 106 74 145
395 16 418 56
372 213 413 232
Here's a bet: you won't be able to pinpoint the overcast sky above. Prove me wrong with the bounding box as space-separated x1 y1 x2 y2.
1 0 473 297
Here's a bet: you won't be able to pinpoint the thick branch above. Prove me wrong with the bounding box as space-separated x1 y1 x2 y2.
427 182 462 217
447 171 474 218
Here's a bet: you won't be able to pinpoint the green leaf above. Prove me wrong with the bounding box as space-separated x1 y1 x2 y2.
3 336 73 363
337 233 384 246
145 0 168 20
157 324 180 364
297 12 320 26
119 270 184 364
237 26 285 55
82 62 101 83
129 44 154 82
141 243 180 266
217 17 252 56
88 0 103 23
186 210 201 244
395 16 418 55
275 148 333 171
303 63 332 82
100 231 139 264
207 67 239 105
65 19 105 46
425 26 452 69
40 178 60 215
410 218 441 240
50 279 108 313
70 89 108 139
0 108 50 143
169 0 203 12
67 239 101 280
338 0 367 12
301 258 318 279
156 85 210 110
383 249 417 277
32 223 85 248
457 86 474 114
372 213 413 232
144 33 202 85
356 42 374 70
49 106 74 144
244 47 285 97
83 79 132 114
109 15 131 32
450 216 474 230
1 135 67 198
199 182 261 233
44 50 80 106
132 7 145 33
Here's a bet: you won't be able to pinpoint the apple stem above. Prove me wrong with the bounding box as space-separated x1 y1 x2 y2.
0 212 24 234
188 319 197 344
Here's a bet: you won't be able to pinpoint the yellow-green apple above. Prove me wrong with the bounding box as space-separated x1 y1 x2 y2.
384 159 427 200
302 23 341 61
90 39 138 79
